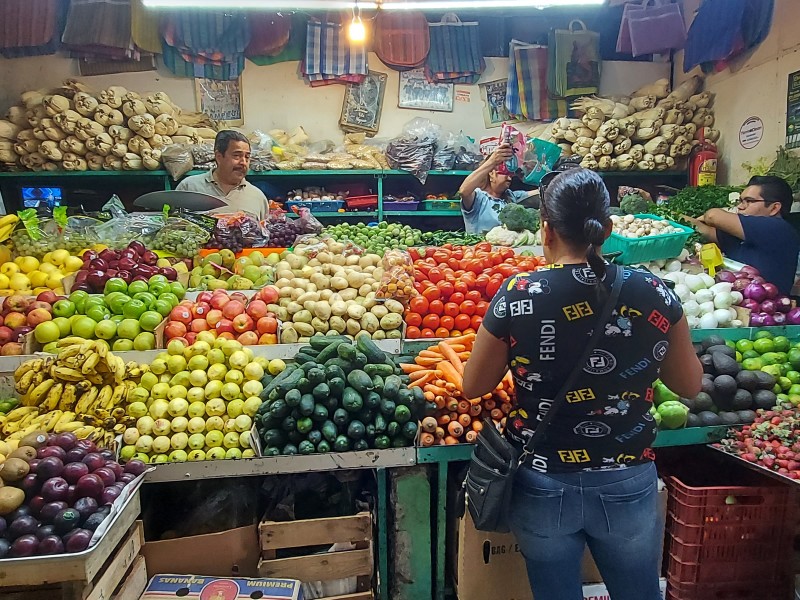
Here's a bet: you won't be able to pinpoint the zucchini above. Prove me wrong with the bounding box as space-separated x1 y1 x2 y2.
312 404 328 423
357 335 387 364
371 374 384 394
379 398 396 417
353 352 368 369
337 343 357 361
374 413 387 434
276 369 305 396
387 421 400 437
308 368 326 386
261 428 285 447
395 404 412 424
365 391 382 410
297 377 313 394
402 421 418 440
411 386 424 405
328 376 346 397
316 339 350 363
324 395 339 413
383 375 402 399
281 415 297 432
285 388 302 408
325 357 354 371
287 429 303 444
262 364 299 398
298 440 315 455
342 387 364 413
300 361 318 375
270 399 290 419
282 443 299 455
333 408 350 427
310 335 348 350
312 382 330 401
365 363 394 378
294 352 317 365
334 435 350 452
347 420 366 440
321 420 338 442
307 430 323 446
326 364 346 382
374 435 390 449
296 417 313 434
347 370 374 394
397 388 414 407
263 446 280 456
298 394 315 417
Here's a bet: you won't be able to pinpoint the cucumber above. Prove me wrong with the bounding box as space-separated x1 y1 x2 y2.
321 420 338 442
357 335 387 364
281 415 297 432
312 382 330 401
297 377 313 394
347 370 374 394
374 435 390 449
294 352 317 365
324 396 339 413
374 413 387 434
328 376 346 397
310 335 348 350
334 435 350 452
397 388 414 407
402 421 418 440
296 417 313 434
307 430 323 446
317 440 331 453
262 364 299 398
325 357 354 371
308 368 326 386
353 352 368 369
371 374 384 394
387 421 400 438
298 440 315 455
311 403 329 423
298 345 320 357
282 443 299 455
365 363 394 378
298 394 315 417
394 404 412 424
261 428 285 447
379 398 396 417
342 387 364 413
337 343 357 361
353 439 369 451
263 446 280 456
300 362 318 375
276 369 305 396
365 391 381 410
347 420 366 440
383 375 402 399
316 339 350 363
270 399 290 419
284 388 302 408
333 408 350 427
411 386 424 405
326 365 346 382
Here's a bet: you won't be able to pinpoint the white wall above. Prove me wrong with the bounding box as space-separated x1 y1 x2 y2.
675 0 800 185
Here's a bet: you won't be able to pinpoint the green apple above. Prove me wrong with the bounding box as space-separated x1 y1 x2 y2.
34 321 61 344
119 446 137 462
122 299 147 320
105 292 130 315
139 311 162 332
52 299 76 318
94 319 117 341
69 290 89 313
128 280 149 295
104 277 128 295
149 282 169 297
86 304 110 323
117 318 141 340
52 317 71 338
113 338 134 352
84 295 106 310
133 331 156 351
134 291 157 308
111 314 125 324
169 282 186 299
152 299 173 317
71 315 97 338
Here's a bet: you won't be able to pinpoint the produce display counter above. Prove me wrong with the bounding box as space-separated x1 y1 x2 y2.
706 444 800 488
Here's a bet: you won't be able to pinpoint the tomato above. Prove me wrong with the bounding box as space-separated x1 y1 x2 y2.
453 280 469 295
475 273 490 289
497 264 516 277
422 287 441 302
462 327 476 335
409 296 429 314
498 247 515 259
486 277 503 299
439 315 455 330
435 327 451 338
421 328 436 338
443 302 460 317
461 272 477 287
422 314 440 329
408 248 421 261
438 281 454 301
433 249 451 262
428 268 444 283
475 301 489 316
405 312 422 327
406 326 421 339
450 292 465 305
476 242 492 253
454 314 471 330
466 260 484 275
428 300 444 316
460 300 476 316
452 248 464 260
465 290 482 303
471 315 483 329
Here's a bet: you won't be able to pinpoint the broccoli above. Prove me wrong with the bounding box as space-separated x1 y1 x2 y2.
609 206 624 217
620 193 650 215
499 203 540 233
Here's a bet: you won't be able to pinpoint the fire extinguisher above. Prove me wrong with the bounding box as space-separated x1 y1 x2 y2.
689 128 718 187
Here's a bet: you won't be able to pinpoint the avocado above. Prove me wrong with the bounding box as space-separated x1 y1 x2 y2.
697 411 723 426
693 392 715 413
700 354 715 374
680 397 696 412
736 410 757 424
686 413 702 428
702 335 726 351
693 343 705 356
732 389 753 410
701 378 716 396
753 370 777 390
718 411 741 426
706 345 736 359
713 375 738 409
752 389 778 410
712 353 740 376
735 370 759 392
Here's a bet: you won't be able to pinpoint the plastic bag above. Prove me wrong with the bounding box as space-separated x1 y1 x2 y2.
386 136 435 183
297 207 323 234
520 137 562 185
10 208 60 258
191 142 215 167
452 132 482 171
91 195 165 250
207 211 270 252
496 123 526 176
61 215 102 254
432 131 456 171
376 249 417 302
263 209 302 248
151 215 212 258
161 144 194 180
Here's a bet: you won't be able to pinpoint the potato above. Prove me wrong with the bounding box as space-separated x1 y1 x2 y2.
293 309 313 324
275 307 289 322
294 322 315 337
358 284 373 297
380 313 403 330
306 283 318 293
332 254 347 266
329 316 347 333
372 329 386 340
290 278 310 289
360 313 380 333
346 318 361 336
326 329 341 336
340 288 358 301
285 254 307 269
319 289 334 301
371 304 389 319
347 304 366 320
386 329 402 340
331 301 348 316
277 269 294 281
298 337 311 343
372 282 380 291
307 258 321 267
317 251 333 264
346 254 361 266
279 298 291 308
303 301 317 312
358 255 374 269
384 299 405 314
330 276 348 290
267 303 282 314
290 288 304 301
310 273 328 288
276 277 292 288
297 291 320 304
362 295 376 310
311 317 329 333
276 260 292 272
354 297 365 306
314 302 331 320
278 287 293 299
286 301 303 315
347 271 366 288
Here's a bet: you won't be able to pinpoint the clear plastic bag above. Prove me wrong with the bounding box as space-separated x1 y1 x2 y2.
386 118 441 183
61 215 102 254
151 215 212 258
91 195 165 250
207 211 270 252
452 132 482 171
376 249 417 302
161 144 194 180
432 131 456 171
10 208 60 258
297 207 323 234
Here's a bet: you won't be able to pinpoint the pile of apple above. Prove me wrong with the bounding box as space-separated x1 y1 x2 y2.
72 241 188 294
188 249 277 292
0 250 84 297
119 338 273 463
0 292 63 356
164 289 279 347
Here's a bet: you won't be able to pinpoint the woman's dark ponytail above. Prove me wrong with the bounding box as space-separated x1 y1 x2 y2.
583 217 607 282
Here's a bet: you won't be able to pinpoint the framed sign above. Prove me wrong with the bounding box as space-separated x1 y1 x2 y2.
479 79 522 128
340 71 388 135
739 116 763 149
787 70 800 149
194 77 244 127
398 69 454 112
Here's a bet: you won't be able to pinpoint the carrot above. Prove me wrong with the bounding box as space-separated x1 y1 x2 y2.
446 397 460 412
421 416 438 433
438 361 464 388
448 344 466 353
495 389 510 402
458 413 472 428
468 397 482 406
483 399 496 411
471 420 484 432
490 408 504 421
469 403 482 417
444 333 476 345
465 430 478 443
444 382 457 393
457 352 471 360
438 341 464 374
410 369 434 381
401 363 425 374
434 397 445 409
415 357 441 367
420 432 435 447
502 370 513 387
409 373 434 388
437 414 451 426
448 421 464 437
425 385 449 397
434 427 446 440
423 391 435 402
444 436 460 445
457 400 471 414
482 393 493 400
420 349 444 359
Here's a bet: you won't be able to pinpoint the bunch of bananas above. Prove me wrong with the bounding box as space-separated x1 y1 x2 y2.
5 339 147 447
0 213 20 243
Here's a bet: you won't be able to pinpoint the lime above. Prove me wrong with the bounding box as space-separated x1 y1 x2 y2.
786 370 800 384
790 395 800 406
789 384 800 397
762 364 782 378
736 351 743 363
754 330 774 340
779 376 792 391
742 357 763 371
773 336 790 352
742 350 760 360
788 348 800 369
753 338 775 354
760 352 779 366
725 340 736 350
735 339 754 353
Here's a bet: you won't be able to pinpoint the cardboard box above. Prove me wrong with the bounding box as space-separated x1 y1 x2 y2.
452 487 667 600
142 525 261 579
140 574 303 600
582 578 666 600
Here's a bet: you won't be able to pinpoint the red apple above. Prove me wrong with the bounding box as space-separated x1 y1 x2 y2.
190 318 210 333
215 319 235 335
5 295 30 313
246 300 268 320
164 321 187 340
0 315 5 327
232 314 254 333
257 316 278 335
185 332 197 344
26 301 52 314
216 331 234 341
221 300 245 320
1 342 23 356
237 331 258 345
258 333 278 345
258 285 279 305
27 308 52 326
209 294 230 310
5 312 27 329
179 299 193 308
230 292 249 305
196 291 212 304
36 291 58 304
192 302 211 319
169 306 192 325
206 309 223 326
0 326 13 344
13 326 32 341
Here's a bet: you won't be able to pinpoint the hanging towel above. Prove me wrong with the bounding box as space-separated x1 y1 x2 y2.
248 13 307 66
302 19 368 86
505 41 561 121
0 0 65 58
62 0 135 59
426 13 484 84
131 0 161 54
246 13 291 58
548 20 600 98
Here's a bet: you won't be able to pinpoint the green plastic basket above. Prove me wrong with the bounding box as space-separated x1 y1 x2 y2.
422 199 460 211
602 213 693 265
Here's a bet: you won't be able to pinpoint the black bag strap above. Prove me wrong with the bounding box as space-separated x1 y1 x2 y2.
519 265 623 462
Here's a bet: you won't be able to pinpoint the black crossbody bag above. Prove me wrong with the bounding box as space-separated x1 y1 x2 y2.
464 265 623 533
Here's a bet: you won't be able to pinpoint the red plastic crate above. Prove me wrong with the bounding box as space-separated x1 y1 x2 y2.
665 510 789 546
666 577 794 600
345 194 378 210
666 546 792 584
665 527 789 564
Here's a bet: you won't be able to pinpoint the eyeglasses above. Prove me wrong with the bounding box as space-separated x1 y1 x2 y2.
737 196 768 207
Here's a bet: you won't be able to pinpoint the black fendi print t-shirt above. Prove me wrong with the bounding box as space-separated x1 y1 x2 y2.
482 263 684 473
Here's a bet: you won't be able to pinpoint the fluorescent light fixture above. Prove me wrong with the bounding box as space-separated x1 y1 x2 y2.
381 0 603 9
143 0 377 9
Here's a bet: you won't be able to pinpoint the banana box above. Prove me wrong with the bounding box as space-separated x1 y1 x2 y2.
141 574 303 600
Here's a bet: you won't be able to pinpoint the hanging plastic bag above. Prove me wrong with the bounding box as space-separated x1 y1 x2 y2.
627 0 687 57
297 207 323 234
11 208 60 258
496 123 526 176
432 130 456 171
387 118 440 183
376 249 417 302
208 211 270 252
91 195 165 250
521 138 563 185
453 132 482 171
161 144 194 180
548 20 600 97
151 211 212 258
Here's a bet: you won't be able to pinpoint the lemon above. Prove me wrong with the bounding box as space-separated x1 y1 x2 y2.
268 359 286 375
38 262 57 274
50 249 70 266
9 273 30 291
17 256 39 274
64 256 84 272
28 271 48 288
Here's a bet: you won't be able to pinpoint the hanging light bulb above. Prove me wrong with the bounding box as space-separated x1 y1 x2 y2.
348 2 366 43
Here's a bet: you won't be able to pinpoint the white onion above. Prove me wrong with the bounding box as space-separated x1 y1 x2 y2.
665 260 682 272
730 291 743 304
699 273 716 288
677 248 690 262
694 289 714 304
731 319 743 328
673 283 691 302
683 299 701 317
709 282 733 295
654 259 667 269
685 274 706 293
713 292 734 309
714 308 732 326
699 312 719 329
687 315 700 329
699 301 716 315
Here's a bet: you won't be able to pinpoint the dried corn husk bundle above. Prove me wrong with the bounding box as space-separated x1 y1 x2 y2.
16 129 36 142
644 136 668 155
128 135 152 155
62 153 88 171
195 127 218 140
59 79 94 98
53 109 81 133
154 114 179 136
629 95 656 111
0 120 21 140
664 75 702 103
597 119 619 141
598 156 616 170
44 121 67 142
42 162 59 171
632 78 670 99
60 136 87 156
99 86 128 109
75 117 105 141
129 114 156 138
21 91 45 109
690 92 713 109
123 91 141 103
616 153 634 170
73 93 99 117
6 106 29 127
659 124 680 143
42 94 71 117
103 155 123 170
147 133 169 149
27 106 47 127
571 96 630 119
580 155 599 169
691 108 714 127
86 152 104 170
141 148 162 170
144 92 176 116
39 140 63 161
630 144 645 161
0 142 17 163
111 143 128 158
94 104 124 127
91 133 114 156
122 152 143 170
614 137 631 155
109 125 133 143
33 119 55 141
122 99 147 118
14 139 38 155
176 111 217 129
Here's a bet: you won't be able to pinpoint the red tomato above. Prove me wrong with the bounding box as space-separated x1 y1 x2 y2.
475 274 490 289
453 281 469 295
439 315 455 330
428 299 444 316
460 300 476 316
422 287 441 302
475 301 489 316
443 302 460 317
450 292 465 306
486 277 503 299
409 296 429 314
421 328 436 338
462 327 476 335
428 268 444 283
454 314 471 330
465 290 482 303
471 315 483 329
433 249 451 262
405 312 422 327
498 247 515 260
439 281 454 300
406 326 421 339
422 314 440 330
476 242 492 253
435 327 451 338
408 248 421 261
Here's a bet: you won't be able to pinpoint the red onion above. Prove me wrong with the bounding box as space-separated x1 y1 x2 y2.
772 312 787 325
744 282 768 303
760 299 776 315
776 296 793 313
733 278 751 292
749 313 767 326
762 282 779 299
740 265 761 276
787 307 800 324
761 313 776 326
751 276 766 284
715 270 737 284
741 298 761 311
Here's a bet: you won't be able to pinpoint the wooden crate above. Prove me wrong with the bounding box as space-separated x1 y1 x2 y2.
1 520 146 600
258 512 374 600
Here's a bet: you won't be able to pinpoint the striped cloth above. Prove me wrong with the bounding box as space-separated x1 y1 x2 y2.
302 19 367 86
507 40 564 121
0 0 65 58
425 14 484 84
61 0 135 59
131 0 161 54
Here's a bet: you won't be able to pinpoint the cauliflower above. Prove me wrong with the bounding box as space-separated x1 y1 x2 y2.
486 226 521 246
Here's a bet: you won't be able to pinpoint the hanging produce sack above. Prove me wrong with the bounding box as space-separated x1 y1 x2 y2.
248 13 307 66
548 20 600 98
425 13 484 84
246 13 292 58
374 11 429 71
618 0 687 57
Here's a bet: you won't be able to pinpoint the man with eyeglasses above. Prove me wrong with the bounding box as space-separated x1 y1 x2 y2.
686 175 800 295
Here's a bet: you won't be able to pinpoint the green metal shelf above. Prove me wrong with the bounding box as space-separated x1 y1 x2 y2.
0 170 170 178
285 211 377 219
384 210 461 217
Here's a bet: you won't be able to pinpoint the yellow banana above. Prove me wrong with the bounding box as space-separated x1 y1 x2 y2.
57 346 81 360
57 338 87 348
14 358 41 381
55 411 77 428
111 406 126 421
42 382 63 411
8 425 39 441
54 420 85 434
113 423 126 434
15 369 36 395
92 385 113 413
74 425 97 440
5 406 39 421
40 410 63 432
59 384 77 411
105 384 126 410
30 379 56 406
51 367 84 382
81 353 100 375
74 387 99 414
95 340 110 359
0 214 20 228
75 380 92 393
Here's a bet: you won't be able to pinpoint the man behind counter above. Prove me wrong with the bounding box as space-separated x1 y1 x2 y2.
176 130 269 220
687 175 800 295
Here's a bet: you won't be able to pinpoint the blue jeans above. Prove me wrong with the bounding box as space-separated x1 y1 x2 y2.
509 461 662 600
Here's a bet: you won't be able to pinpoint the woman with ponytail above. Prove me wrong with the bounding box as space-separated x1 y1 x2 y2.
463 168 701 600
